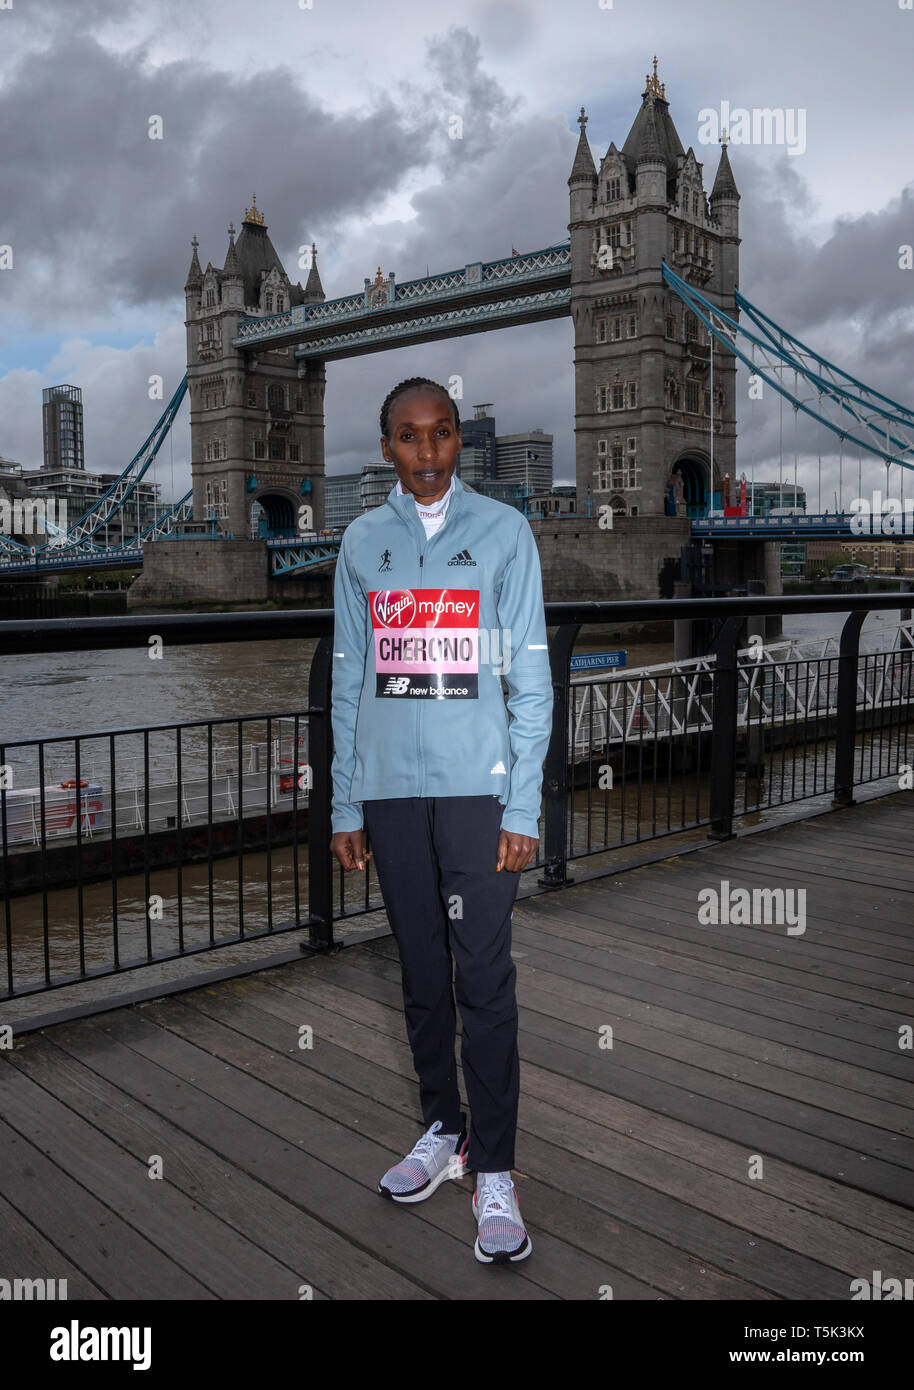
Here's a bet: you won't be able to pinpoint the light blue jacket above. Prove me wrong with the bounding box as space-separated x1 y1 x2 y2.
330 474 553 838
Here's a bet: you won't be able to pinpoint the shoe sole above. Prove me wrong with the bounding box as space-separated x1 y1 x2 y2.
474 1234 533 1264
378 1153 470 1204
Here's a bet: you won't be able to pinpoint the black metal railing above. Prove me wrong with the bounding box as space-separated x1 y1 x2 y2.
1 594 912 1007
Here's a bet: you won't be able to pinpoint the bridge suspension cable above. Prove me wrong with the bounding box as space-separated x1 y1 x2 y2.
662 262 914 476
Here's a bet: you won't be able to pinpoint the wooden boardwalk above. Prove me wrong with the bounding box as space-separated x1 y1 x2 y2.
1 793 913 1300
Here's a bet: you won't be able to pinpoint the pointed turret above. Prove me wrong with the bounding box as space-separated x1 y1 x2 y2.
184 235 203 292
710 140 740 203
303 243 324 303
223 221 241 276
569 107 598 184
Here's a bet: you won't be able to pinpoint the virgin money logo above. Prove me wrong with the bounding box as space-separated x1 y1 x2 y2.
372 589 416 628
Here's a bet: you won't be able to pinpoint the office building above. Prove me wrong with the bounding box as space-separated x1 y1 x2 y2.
42 385 85 472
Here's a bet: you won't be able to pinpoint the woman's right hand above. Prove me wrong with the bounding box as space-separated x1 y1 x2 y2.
330 829 370 871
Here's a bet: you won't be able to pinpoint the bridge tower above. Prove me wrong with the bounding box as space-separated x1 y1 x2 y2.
568 59 740 522
184 197 327 539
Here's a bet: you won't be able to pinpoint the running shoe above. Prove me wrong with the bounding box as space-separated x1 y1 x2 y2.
378 1120 470 1203
473 1175 532 1263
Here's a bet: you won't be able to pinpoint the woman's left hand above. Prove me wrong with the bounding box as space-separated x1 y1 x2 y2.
496 830 538 873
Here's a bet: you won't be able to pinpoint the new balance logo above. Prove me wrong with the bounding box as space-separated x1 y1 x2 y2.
447 548 476 566
383 676 410 694
490 760 506 774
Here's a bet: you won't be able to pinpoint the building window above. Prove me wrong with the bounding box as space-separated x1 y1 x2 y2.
247 390 258 407
597 318 607 343
289 443 300 461
628 382 637 408
205 290 215 307
269 436 285 461
686 312 700 342
703 390 711 415
612 383 625 410
606 176 621 201
268 384 285 411
666 312 676 339
611 316 623 340
597 386 608 412
254 439 265 459
627 315 637 338
627 436 636 452
608 223 621 249
686 381 700 413
276 295 284 313
295 394 303 412
265 292 274 313
597 439 607 456
630 505 639 516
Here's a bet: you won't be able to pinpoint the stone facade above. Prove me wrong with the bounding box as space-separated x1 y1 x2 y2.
568 63 740 522
531 515 691 603
127 539 269 606
184 196 327 541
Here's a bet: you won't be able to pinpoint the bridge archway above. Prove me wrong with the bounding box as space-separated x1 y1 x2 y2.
250 490 298 539
669 453 716 518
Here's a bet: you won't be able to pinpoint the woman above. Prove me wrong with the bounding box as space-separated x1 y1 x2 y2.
329 376 553 1264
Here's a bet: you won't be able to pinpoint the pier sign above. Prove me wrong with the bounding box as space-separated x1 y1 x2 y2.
570 650 627 671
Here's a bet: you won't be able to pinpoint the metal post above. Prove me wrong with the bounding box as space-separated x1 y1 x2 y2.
833 609 865 807
306 633 334 948
538 621 580 888
708 616 742 839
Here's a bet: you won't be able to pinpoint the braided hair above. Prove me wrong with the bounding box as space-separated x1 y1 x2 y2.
379 376 460 439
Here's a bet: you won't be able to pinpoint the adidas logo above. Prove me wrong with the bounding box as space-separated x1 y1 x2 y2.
490 760 506 774
447 548 477 566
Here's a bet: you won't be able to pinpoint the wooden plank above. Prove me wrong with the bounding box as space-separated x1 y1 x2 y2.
0 1192 106 1301
535 875 914 983
0 1108 212 1299
136 994 661 1300
11 1032 423 1301
70 1008 564 1299
1 1045 306 1300
572 869 914 961
266 955 914 1249
175 982 831 1298
171 981 765 1299
338 944 914 1192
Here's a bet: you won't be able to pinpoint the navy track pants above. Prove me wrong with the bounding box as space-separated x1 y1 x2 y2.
362 794 522 1173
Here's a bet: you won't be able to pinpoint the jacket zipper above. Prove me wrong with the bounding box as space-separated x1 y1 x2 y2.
403 493 459 799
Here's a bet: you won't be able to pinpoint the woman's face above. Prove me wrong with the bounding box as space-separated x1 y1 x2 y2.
381 388 461 504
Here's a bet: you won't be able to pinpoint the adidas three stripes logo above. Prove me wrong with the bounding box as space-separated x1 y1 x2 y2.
447 548 477 566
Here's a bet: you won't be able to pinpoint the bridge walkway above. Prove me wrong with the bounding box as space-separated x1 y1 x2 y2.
1 793 912 1300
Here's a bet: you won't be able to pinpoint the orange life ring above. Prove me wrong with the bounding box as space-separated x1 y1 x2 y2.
60 779 88 789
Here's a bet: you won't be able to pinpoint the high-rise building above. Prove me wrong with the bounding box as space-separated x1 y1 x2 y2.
457 404 497 485
495 428 554 491
360 463 398 511
325 471 361 528
42 385 84 472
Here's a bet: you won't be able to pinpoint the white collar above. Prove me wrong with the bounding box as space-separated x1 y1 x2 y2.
395 473 455 512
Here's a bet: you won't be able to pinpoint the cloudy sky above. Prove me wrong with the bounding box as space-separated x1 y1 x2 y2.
1 0 912 505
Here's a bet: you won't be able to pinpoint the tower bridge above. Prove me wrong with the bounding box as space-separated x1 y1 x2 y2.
11 61 914 606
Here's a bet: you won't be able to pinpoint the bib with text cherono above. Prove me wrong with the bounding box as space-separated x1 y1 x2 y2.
370 588 479 698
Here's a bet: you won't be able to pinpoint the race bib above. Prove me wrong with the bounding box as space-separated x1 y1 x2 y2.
370 588 479 698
